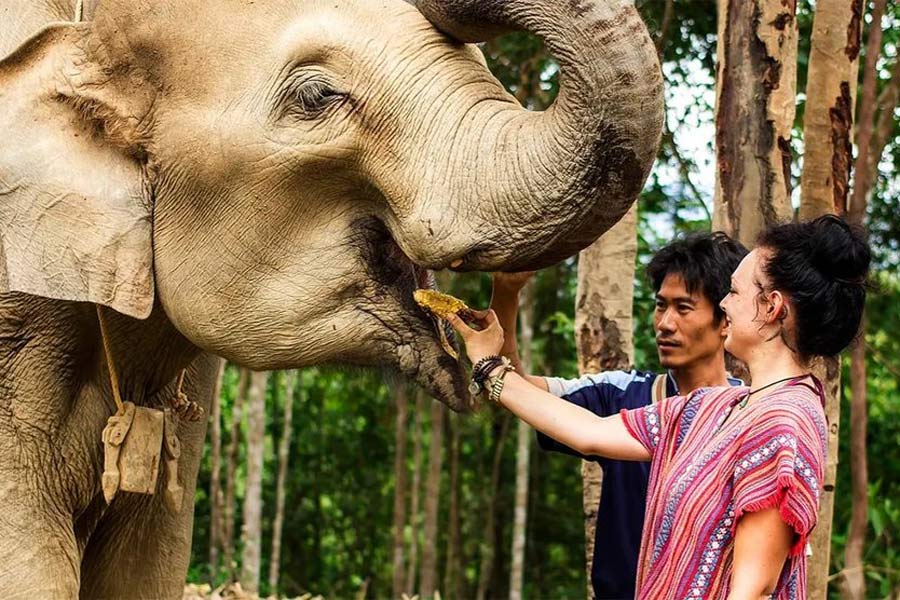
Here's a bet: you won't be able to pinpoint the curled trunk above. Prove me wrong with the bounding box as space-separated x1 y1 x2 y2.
410 0 664 271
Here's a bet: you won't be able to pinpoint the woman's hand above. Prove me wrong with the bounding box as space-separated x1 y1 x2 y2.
445 309 505 365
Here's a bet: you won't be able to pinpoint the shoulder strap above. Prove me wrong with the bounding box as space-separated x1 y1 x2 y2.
650 373 667 405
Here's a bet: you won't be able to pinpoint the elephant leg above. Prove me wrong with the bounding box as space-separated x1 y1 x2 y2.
0 482 81 599
80 355 218 600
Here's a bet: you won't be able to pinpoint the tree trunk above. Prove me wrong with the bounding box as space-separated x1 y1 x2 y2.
269 370 298 593
444 413 465 600
842 5 885 597
843 328 868 600
799 0 864 220
713 0 798 245
223 367 250 577
208 360 226 576
798 2 864 597
420 399 446 599
509 280 536 600
405 389 427 594
239 370 269 594
575 203 638 599
391 382 410 599
476 412 512 600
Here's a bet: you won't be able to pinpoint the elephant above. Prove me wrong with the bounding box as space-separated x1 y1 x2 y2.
0 0 664 597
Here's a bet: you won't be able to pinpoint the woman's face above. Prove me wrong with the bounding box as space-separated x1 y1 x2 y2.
719 249 774 361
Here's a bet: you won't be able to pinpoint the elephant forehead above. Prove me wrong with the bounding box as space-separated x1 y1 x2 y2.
93 0 434 89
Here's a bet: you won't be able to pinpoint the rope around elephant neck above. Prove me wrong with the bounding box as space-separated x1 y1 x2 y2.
96 305 126 414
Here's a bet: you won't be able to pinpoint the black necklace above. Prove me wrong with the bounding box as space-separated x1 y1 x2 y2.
737 374 808 409
715 374 809 433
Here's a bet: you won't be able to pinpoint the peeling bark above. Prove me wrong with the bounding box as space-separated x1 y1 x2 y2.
575 203 637 599
830 82 855 215
799 0 864 220
713 0 797 246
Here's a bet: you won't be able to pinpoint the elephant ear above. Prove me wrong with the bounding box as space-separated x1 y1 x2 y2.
0 23 153 319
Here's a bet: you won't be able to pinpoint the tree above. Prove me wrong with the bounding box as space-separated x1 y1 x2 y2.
208 360 226 576
476 410 512 600
269 370 299 593
390 382 410 599
443 412 465 600
713 0 798 245
799 0 864 220
798 1 864 595
575 204 638 599
405 390 427 594
842 3 888 598
223 367 250 576
509 280 535 600
419 399 446 599
239 370 269 593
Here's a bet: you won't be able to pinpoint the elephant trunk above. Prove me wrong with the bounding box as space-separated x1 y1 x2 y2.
413 0 664 271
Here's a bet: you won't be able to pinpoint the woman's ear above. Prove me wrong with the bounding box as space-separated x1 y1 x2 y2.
765 290 788 325
0 24 154 318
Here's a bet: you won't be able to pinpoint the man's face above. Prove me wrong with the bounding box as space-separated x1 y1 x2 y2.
653 273 727 370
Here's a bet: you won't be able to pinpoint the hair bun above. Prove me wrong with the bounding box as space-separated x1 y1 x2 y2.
758 214 872 360
807 215 871 285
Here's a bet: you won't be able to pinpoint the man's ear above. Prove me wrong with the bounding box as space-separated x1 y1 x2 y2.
0 23 153 319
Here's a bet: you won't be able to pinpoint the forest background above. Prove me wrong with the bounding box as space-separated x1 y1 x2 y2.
186 1 900 598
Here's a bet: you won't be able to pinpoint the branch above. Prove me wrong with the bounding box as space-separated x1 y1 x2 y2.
662 122 713 223
655 0 676 57
867 57 900 185
849 0 887 225
867 341 900 380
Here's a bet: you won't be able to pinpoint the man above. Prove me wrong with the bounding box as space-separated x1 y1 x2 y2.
490 231 747 599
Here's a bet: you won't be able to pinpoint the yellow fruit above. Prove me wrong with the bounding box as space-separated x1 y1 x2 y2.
413 289 474 321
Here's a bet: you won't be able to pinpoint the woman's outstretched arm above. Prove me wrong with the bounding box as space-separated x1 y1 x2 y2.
496 371 651 461
447 310 650 462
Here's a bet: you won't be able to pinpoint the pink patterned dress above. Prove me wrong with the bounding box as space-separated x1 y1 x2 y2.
620 378 827 599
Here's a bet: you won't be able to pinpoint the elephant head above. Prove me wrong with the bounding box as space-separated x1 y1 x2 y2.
0 0 663 409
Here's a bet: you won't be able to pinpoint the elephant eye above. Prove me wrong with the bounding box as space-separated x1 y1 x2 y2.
284 78 346 119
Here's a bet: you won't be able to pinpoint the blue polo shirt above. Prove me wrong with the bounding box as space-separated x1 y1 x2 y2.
538 370 741 600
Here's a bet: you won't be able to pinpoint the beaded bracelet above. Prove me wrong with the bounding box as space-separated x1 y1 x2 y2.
469 355 504 395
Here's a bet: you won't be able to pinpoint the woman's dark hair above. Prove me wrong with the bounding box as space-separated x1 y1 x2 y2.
757 214 871 361
647 231 748 323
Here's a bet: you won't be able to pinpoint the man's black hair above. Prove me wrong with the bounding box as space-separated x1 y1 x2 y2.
646 231 748 323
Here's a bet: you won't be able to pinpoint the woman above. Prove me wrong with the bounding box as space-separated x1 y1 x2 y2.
447 215 870 599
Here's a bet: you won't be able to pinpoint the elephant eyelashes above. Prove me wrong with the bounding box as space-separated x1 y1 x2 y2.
281 78 346 120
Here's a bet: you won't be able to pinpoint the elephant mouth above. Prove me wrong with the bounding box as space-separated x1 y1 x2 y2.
354 218 472 411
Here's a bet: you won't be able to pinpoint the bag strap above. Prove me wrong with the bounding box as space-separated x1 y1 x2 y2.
650 373 668 405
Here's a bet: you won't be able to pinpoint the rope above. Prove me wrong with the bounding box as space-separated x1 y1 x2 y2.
74 0 83 22
96 305 126 414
